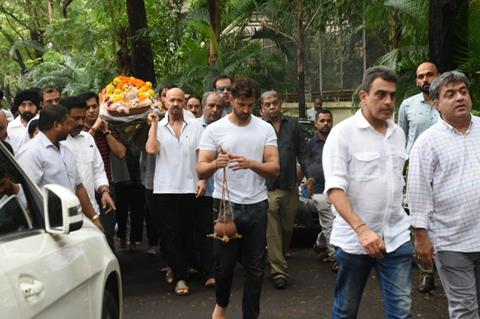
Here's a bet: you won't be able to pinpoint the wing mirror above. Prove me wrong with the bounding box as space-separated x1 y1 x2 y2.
43 184 83 234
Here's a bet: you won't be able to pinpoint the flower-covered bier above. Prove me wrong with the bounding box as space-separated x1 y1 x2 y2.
100 76 156 115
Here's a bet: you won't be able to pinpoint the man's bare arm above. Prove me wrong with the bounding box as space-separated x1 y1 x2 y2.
146 113 160 155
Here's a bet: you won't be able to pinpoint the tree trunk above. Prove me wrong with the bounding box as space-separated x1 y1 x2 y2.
125 0 156 85
29 29 43 61
296 0 306 118
207 0 221 67
429 0 468 72
116 26 132 75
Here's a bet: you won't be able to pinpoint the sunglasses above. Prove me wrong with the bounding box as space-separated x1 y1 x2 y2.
216 86 232 92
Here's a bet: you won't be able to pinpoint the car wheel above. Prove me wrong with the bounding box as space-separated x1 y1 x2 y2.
102 288 119 319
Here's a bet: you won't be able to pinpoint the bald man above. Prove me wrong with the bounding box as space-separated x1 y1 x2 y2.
398 62 440 294
146 87 205 296
398 62 441 155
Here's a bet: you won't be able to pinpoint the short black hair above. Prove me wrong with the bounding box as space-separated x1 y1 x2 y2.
38 104 68 131
231 78 260 100
41 86 61 100
212 75 233 89
360 66 398 92
61 96 87 111
27 119 39 136
79 91 99 104
315 109 332 121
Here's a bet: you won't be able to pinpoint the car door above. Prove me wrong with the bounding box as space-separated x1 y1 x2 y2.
0 145 93 318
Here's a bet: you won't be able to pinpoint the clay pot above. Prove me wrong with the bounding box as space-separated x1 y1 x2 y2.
214 219 238 238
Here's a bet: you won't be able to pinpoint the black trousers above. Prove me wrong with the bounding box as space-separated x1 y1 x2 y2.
144 189 159 247
152 193 195 282
193 196 215 277
115 182 145 243
214 199 268 319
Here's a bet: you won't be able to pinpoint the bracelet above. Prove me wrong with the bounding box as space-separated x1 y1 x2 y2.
100 188 110 195
92 214 100 221
354 223 366 232
104 130 112 136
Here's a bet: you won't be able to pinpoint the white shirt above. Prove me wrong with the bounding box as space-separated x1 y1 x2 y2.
16 132 81 191
62 132 108 214
7 116 26 152
408 116 480 253
152 114 204 194
199 115 277 204
323 110 410 254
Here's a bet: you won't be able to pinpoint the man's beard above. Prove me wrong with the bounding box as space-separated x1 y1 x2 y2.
319 126 331 135
20 112 35 122
420 84 430 94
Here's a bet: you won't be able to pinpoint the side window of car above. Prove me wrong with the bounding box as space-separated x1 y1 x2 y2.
0 148 40 237
0 195 31 235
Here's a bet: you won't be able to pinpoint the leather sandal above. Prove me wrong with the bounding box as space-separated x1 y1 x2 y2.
175 280 190 296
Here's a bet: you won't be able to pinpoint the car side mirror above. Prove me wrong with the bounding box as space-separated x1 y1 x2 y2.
43 184 83 234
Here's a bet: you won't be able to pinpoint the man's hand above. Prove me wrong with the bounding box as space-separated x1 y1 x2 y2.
305 178 314 198
92 117 105 132
215 152 230 169
148 111 160 123
229 154 252 171
414 229 434 268
356 226 386 259
101 191 116 213
196 180 207 198
93 217 104 232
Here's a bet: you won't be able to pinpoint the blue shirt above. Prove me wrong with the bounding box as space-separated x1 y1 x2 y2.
16 132 81 191
398 92 440 155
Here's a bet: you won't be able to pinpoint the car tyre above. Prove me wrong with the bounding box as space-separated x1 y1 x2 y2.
102 288 119 319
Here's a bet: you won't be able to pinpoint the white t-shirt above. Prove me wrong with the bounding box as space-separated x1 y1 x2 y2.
152 116 204 194
199 115 277 204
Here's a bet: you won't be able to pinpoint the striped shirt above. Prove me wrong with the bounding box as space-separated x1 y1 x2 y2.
408 115 480 253
82 127 121 182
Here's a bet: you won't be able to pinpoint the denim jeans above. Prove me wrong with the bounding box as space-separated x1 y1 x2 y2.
214 199 268 319
332 241 413 319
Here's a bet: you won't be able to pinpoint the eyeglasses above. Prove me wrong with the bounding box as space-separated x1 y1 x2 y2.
216 86 231 92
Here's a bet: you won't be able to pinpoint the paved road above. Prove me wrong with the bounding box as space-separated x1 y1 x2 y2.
119 234 448 319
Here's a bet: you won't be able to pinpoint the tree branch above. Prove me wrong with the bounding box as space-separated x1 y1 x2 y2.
0 5 31 30
259 22 297 44
62 0 74 18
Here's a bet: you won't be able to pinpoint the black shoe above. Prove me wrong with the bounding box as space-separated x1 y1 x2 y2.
273 277 287 290
417 274 435 293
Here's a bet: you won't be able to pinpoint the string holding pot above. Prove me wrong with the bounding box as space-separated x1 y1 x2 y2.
209 149 241 243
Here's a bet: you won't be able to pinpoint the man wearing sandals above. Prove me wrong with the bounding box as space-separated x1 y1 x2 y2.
197 78 280 319
146 87 206 296
323 66 412 318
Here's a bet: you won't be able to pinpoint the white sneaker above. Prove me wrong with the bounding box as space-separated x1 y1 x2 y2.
147 246 157 256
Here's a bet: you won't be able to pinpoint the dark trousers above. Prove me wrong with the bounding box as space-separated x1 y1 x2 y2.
193 196 215 277
95 187 117 254
144 189 158 247
214 199 268 319
152 193 195 282
115 182 145 243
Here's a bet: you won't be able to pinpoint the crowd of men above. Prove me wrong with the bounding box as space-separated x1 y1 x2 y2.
1 63 479 319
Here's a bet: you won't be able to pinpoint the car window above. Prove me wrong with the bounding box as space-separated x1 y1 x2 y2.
0 195 31 235
0 145 42 238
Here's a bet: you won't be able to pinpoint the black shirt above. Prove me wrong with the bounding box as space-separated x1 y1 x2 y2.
305 133 326 194
264 115 309 191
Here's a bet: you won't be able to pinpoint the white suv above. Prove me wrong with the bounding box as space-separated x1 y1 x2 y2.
0 142 122 319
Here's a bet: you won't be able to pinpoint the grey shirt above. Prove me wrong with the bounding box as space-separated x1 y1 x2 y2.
398 92 440 155
16 132 81 191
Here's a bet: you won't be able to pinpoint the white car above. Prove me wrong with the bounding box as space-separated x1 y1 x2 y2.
0 142 122 319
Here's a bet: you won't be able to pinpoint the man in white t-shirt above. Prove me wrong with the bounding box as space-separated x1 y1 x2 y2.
146 87 205 296
197 78 279 319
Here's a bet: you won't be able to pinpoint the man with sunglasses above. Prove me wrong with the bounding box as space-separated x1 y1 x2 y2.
212 75 233 115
